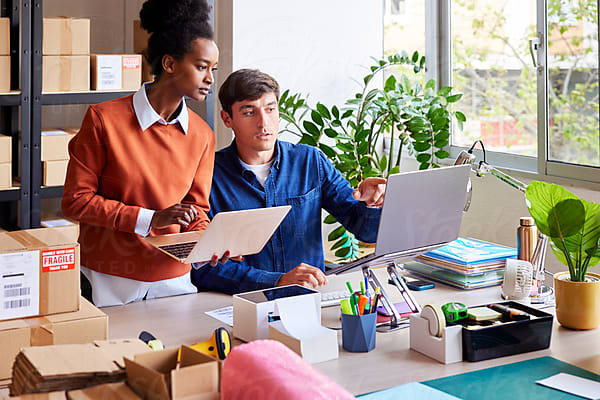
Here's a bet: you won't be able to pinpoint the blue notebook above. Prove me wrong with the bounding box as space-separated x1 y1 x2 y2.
423 237 517 265
422 356 600 400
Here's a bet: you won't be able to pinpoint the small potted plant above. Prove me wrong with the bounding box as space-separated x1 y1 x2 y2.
525 181 600 329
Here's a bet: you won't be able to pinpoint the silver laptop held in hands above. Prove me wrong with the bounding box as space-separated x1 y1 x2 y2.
326 165 471 275
143 206 291 264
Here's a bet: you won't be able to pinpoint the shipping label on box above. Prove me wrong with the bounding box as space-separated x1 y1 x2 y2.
91 55 122 90
0 250 40 320
0 18 9 56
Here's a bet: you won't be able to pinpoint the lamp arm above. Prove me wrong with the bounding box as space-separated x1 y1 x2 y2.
478 162 528 193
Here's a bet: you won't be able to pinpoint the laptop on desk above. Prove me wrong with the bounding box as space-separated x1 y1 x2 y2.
143 206 291 264
326 165 471 275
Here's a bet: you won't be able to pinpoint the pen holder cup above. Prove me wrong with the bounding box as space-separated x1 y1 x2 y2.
341 312 376 352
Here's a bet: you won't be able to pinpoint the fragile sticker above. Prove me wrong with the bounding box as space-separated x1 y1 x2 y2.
42 248 76 272
123 56 141 69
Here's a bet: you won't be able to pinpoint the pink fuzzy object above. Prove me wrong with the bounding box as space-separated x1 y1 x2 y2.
221 340 354 400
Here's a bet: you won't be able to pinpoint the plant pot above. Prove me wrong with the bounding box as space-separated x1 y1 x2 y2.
554 271 600 330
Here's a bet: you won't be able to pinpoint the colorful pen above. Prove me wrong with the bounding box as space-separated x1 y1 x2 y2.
360 280 365 295
364 276 370 297
346 281 354 295
357 295 368 316
340 298 352 315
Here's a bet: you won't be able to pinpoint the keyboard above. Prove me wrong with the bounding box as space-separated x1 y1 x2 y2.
320 290 351 307
158 241 197 260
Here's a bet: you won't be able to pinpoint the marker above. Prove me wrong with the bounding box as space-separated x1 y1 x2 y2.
357 295 368 316
372 287 381 313
346 281 354 295
340 298 352 315
488 303 531 321
364 276 370 297
360 280 365 295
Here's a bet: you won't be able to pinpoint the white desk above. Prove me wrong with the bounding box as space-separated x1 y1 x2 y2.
102 268 600 396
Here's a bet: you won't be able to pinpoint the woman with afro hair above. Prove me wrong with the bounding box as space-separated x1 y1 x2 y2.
62 0 228 306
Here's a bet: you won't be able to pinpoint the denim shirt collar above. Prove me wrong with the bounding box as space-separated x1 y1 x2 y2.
224 139 282 176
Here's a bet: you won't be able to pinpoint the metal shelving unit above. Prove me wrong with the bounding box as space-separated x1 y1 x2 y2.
0 0 31 229
29 0 135 227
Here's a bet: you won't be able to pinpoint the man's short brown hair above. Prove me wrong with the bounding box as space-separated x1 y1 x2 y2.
218 69 280 116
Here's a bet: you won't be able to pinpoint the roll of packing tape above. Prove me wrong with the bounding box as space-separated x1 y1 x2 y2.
421 304 446 338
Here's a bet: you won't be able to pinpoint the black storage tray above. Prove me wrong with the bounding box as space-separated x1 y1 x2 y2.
460 301 553 362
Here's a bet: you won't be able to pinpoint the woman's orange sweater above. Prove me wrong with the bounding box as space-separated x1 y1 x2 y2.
62 95 215 281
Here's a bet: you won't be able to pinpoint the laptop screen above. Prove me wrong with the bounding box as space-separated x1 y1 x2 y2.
374 165 471 257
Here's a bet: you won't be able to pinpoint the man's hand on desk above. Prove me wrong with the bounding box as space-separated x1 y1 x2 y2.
353 177 387 207
276 263 328 288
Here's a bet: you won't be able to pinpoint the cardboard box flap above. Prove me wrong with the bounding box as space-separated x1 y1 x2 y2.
21 344 121 377
13 227 76 247
179 346 218 368
93 338 153 369
0 318 29 330
132 347 179 373
124 356 171 400
45 298 105 324
9 391 67 399
67 382 140 400
0 233 29 251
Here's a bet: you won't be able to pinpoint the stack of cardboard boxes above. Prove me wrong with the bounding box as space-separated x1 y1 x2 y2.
0 134 11 189
41 129 76 187
0 226 108 384
0 17 10 93
42 18 91 92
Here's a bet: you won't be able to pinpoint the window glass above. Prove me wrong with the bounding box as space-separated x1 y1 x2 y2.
547 1 599 167
451 0 538 157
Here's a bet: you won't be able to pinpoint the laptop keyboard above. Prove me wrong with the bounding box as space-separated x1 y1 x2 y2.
158 241 197 259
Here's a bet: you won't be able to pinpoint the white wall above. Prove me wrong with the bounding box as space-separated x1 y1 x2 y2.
215 0 384 149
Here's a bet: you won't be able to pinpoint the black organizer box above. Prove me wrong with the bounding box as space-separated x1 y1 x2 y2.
460 301 553 362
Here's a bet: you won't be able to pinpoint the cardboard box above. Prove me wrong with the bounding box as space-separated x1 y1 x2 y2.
0 227 80 322
0 162 11 189
122 55 141 90
132 21 153 83
43 56 90 92
91 55 141 91
67 382 140 400
0 134 11 163
42 18 89 56
132 20 149 54
43 160 68 187
90 55 121 90
0 298 105 380
41 130 73 161
0 55 10 93
125 346 219 400
0 18 9 56
9 392 66 399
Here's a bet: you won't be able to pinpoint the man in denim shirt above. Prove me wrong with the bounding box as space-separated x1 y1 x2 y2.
191 69 385 294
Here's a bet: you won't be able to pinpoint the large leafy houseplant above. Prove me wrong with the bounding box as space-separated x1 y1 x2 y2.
278 51 466 259
525 181 600 282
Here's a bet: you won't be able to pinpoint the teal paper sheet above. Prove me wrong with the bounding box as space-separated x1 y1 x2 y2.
359 382 461 399
422 356 600 400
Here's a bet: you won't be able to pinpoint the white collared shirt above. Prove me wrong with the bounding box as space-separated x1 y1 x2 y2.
81 83 197 307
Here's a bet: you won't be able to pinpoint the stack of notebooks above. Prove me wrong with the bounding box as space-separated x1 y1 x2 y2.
404 237 517 289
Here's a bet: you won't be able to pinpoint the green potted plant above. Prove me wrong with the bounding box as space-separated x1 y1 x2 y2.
279 51 466 260
525 181 600 329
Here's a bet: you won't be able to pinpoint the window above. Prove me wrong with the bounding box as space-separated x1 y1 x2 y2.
440 0 598 181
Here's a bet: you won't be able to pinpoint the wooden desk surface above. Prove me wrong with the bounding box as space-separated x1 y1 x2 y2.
102 268 600 396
